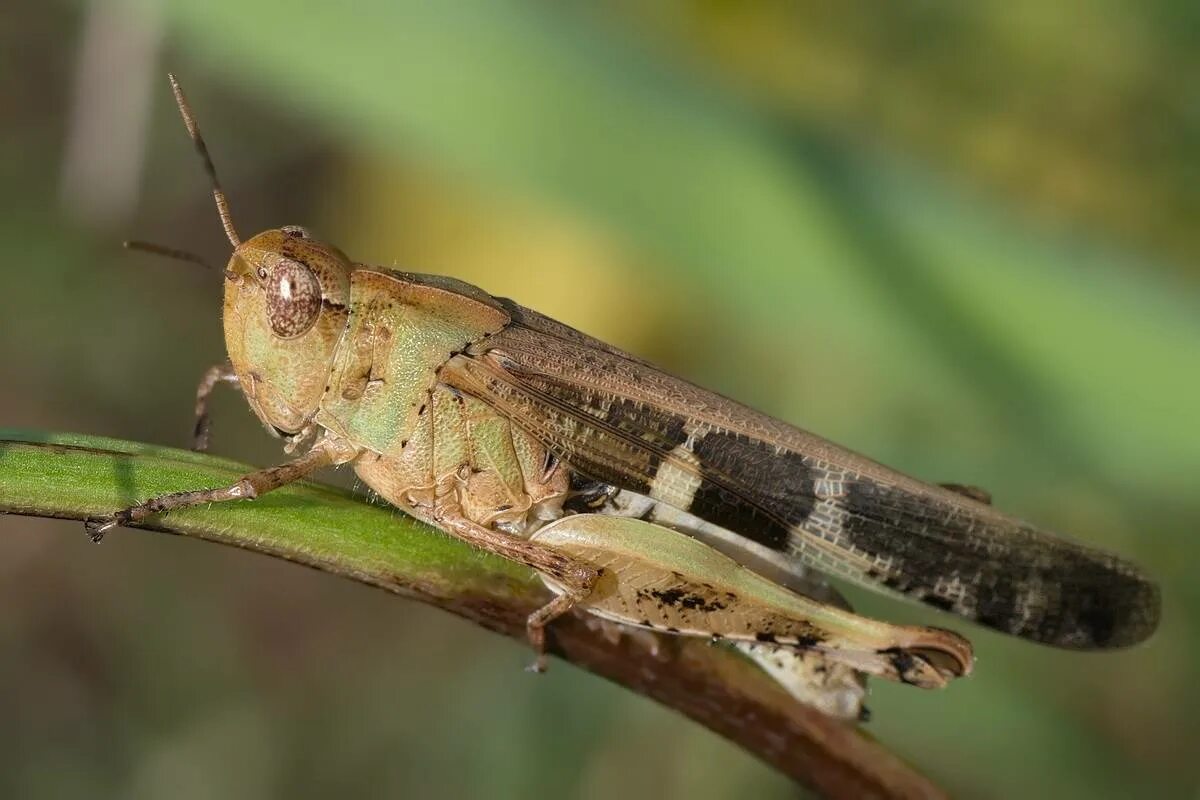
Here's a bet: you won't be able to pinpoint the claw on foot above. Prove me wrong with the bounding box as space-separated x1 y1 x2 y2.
83 515 120 543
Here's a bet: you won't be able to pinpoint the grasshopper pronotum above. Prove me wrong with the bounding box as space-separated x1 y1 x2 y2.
87 76 1159 719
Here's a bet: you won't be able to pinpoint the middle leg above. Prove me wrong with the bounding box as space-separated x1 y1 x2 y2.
433 501 602 672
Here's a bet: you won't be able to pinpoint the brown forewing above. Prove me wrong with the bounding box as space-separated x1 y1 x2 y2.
437 301 1159 650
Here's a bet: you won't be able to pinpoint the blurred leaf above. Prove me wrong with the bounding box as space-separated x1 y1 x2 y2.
156 0 1199 506
612 2 1200 272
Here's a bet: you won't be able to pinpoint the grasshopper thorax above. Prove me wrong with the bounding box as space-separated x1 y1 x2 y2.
223 227 353 434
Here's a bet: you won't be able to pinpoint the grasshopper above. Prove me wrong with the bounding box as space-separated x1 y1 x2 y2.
87 76 1159 718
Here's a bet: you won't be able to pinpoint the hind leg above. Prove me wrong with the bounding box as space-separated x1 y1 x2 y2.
432 502 602 671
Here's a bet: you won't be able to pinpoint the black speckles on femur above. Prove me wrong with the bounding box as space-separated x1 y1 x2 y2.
687 432 818 551
266 258 322 338
646 587 684 606
645 587 729 613
795 633 822 649
840 480 1160 649
281 225 311 239
878 647 922 686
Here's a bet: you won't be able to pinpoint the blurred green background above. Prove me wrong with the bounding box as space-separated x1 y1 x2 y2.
2 1 1198 797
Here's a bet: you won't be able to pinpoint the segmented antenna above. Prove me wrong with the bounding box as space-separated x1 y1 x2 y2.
167 73 241 248
123 240 218 271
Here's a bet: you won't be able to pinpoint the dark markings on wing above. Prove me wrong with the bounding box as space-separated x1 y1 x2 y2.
840 481 1158 647
688 432 815 550
447 357 803 553
437 300 1160 649
599 397 687 488
497 368 689 494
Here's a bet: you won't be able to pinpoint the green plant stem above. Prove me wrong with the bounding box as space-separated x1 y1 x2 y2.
0 430 944 800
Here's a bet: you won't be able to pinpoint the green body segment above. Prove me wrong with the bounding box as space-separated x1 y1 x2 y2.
316 269 509 454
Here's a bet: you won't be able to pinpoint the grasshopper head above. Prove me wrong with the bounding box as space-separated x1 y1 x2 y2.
223 227 352 434
159 76 355 436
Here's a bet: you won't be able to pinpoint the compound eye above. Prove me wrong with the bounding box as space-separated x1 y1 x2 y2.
266 258 322 338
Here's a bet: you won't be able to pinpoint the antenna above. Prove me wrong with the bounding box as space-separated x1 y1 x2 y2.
124 240 219 271
167 73 241 248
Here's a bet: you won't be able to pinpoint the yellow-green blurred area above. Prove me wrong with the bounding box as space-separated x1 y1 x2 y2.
1 1 1197 797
